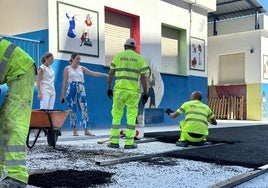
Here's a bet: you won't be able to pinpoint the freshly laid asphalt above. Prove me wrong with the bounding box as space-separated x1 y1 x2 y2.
28 120 268 169
144 124 268 168
26 120 268 187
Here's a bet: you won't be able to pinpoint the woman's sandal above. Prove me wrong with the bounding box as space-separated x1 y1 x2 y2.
73 128 79 136
85 129 95 136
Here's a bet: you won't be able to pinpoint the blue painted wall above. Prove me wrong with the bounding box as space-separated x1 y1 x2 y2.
158 74 208 126
31 60 208 130
0 29 209 130
16 29 49 66
261 83 268 119
32 59 110 130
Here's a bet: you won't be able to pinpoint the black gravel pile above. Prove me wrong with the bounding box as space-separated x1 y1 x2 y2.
28 169 114 187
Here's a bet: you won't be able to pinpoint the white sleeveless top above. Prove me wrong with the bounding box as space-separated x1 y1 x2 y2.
40 64 55 95
67 65 84 82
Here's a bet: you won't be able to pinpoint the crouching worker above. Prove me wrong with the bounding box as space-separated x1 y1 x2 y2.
165 91 217 147
0 38 36 187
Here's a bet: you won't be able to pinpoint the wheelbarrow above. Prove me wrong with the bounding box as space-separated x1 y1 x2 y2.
26 109 70 149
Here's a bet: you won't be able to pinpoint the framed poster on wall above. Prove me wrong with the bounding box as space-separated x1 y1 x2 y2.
57 2 99 57
263 55 268 79
190 37 205 71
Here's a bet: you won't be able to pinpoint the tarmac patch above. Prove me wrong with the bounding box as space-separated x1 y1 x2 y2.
28 169 114 187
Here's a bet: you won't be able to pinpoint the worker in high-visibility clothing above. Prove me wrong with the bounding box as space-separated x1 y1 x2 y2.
107 38 150 149
0 38 36 187
165 91 217 147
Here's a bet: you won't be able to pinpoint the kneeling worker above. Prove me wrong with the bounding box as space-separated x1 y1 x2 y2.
165 91 217 147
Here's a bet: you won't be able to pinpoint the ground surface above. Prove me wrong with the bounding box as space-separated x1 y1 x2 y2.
145 125 268 168
25 124 268 187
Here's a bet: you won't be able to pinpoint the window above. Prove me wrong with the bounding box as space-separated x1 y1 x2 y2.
219 53 245 84
161 25 186 75
104 8 139 66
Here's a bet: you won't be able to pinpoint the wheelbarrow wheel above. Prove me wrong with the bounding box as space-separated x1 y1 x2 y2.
47 129 59 148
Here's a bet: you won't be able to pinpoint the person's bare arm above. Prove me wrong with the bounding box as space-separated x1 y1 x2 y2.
82 67 108 77
208 117 217 125
60 67 68 102
169 111 180 118
36 68 44 101
140 74 148 94
107 69 115 90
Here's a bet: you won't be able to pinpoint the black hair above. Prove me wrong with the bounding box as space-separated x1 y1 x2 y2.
124 45 136 51
192 91 202 101
41 52 53 64
70 53 80 63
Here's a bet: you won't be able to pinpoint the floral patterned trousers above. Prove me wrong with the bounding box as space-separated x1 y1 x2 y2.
65 82 88 129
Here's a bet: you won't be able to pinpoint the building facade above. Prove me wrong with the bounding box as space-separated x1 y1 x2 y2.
0 0 216 128
208 13 268 120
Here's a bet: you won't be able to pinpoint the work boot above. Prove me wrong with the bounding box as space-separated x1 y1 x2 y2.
108 143 119 148
176 141 189 147
124 143 137 149
0 177 27 188
199 141 212 146
73 128 79 136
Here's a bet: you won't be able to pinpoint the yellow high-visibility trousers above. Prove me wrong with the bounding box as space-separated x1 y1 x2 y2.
110 90 139 146
0 66 35 183
179 120 207 142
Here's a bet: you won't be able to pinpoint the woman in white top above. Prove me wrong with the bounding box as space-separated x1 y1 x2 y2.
35 52 55 136
37 52 55 109
60 53 108 136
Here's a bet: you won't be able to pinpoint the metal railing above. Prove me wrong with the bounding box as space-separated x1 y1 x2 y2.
0 34 42 67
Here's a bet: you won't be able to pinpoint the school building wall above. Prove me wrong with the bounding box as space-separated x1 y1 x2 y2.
0 0 216 129
208 14 268 120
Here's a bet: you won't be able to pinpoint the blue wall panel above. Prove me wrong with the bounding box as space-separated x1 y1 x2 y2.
2 29 209 130
158 74 208 126
32 60 110 130
32 63 209 129
261 83 268 119
16 29 49 66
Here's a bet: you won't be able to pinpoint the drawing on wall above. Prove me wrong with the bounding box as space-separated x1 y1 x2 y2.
263 55 268 79
57 2 99 57
190 37 205 71
136 58 164 125
262 90 267 118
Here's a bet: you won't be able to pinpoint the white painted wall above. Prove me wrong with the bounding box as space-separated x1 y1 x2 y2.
47 0 214 77
261 32 268 83
208 14 268 37
208 31 261 85
0 0 48 34
263 15 268 29
0 0 215 78
208 16 256 37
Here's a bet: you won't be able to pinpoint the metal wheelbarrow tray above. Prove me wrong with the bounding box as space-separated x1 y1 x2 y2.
26 109 70 149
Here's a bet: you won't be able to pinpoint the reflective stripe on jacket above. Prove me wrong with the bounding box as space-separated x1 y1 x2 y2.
110 49 149 92
0 39 35 84
177 100 215 136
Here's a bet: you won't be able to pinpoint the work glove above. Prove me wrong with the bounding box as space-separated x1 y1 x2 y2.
165 108 174 115
142 94 148 105
107 89 113 99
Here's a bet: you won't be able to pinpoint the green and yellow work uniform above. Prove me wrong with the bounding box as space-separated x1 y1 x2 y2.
110 49 149 146
177 100 215 143
0 39 35 183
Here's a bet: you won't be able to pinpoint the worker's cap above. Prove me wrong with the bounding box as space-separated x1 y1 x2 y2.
124 38 136 47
